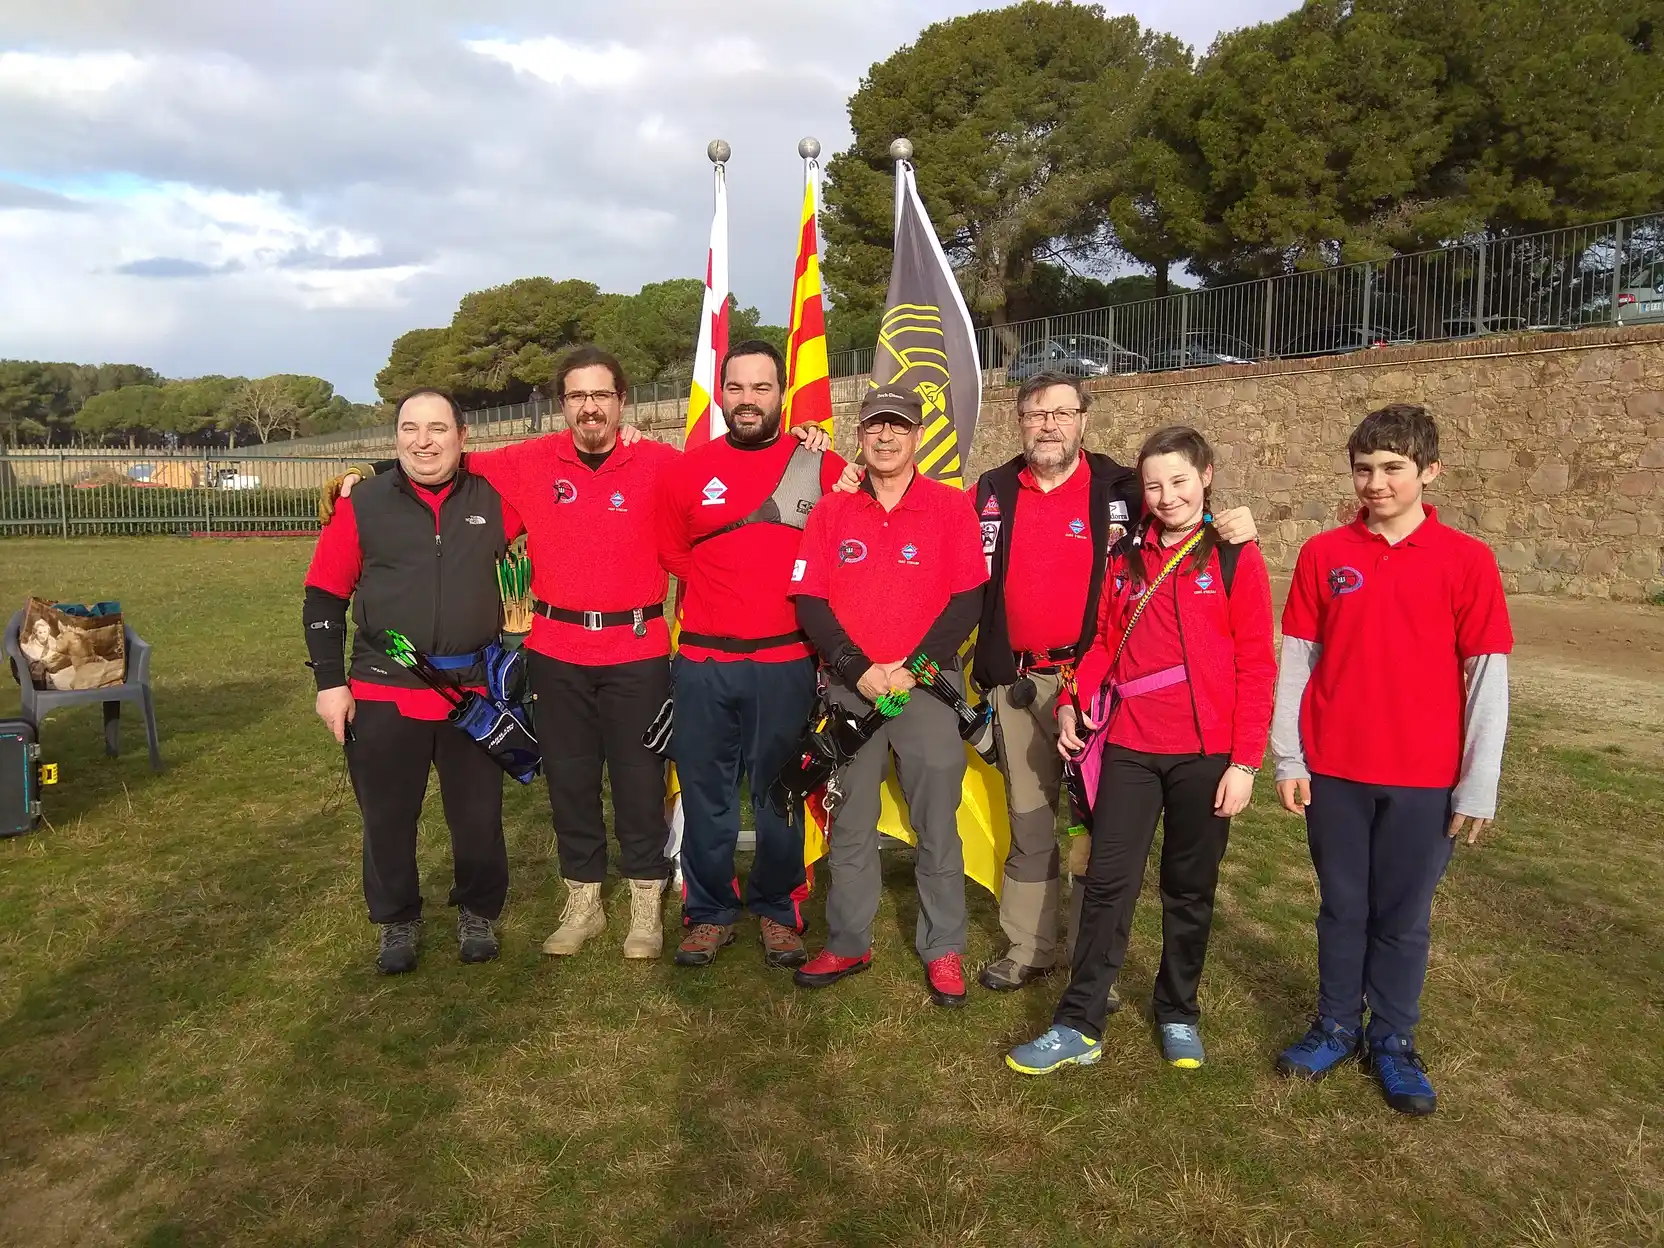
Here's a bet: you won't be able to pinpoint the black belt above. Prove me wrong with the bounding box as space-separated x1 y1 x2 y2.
1016 645 1078 673
678 629 806 654
533 600 664 634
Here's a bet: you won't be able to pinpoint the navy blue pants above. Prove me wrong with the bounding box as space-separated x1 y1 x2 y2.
1306 774 1454 1041
671 655 818 930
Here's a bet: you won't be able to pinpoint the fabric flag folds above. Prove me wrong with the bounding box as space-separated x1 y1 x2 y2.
803 153 1011 899
665 158 732 882
782 161 834 436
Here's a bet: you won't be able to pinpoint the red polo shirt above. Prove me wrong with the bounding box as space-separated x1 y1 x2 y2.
657 435 846 663
789 470 988 663
468 431 679 666
305 482 526 721
1281 506 1513 788
1003 456 1096 655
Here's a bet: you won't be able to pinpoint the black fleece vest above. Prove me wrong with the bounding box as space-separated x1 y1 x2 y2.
348 467 507 689
969 450 1141 691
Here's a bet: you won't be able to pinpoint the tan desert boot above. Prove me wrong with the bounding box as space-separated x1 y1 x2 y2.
622 878 666 960
541 880 605 955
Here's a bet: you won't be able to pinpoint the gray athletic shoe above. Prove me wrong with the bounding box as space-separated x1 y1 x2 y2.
377 919 422 975
457 908 499 964
978 956 1054 992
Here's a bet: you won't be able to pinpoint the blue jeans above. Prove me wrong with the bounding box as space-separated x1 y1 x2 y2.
1306 775 1454 1040
670 656 818 929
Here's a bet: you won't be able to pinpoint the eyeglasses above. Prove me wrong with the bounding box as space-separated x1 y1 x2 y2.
563 389 619 405
860 416 917 435
1018 408 1083 428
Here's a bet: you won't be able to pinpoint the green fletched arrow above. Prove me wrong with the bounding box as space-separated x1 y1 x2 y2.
383 629 418 669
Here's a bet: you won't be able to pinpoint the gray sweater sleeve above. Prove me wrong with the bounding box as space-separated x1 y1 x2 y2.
1270 637 1321 782
1451 653 1510 820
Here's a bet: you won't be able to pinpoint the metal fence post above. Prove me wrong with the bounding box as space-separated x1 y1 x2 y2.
1262 279 1274 358
202 455 213 535
56 451 67 539
1474 240 1487 328
1612 217 1627 324
1360 262 1374 333
1178 291 1190 366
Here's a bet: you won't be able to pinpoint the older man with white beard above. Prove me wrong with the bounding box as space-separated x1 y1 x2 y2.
970 373 1259 992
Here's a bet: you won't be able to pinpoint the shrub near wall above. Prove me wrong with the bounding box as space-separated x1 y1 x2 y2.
947 326 1664 601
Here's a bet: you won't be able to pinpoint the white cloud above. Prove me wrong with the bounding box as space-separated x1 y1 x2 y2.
464 35 646 88
0 49 146 96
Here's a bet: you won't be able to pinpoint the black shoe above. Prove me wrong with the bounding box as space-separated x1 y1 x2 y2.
457 908 499 964
978 956 1055 992
377 919 422 975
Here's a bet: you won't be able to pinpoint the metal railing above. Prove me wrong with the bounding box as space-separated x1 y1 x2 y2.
827 212 1662 380
0 452 356 536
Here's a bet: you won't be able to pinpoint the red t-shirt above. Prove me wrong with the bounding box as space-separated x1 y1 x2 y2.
1003 456 1096 655
657 435 845 663
468 431 679 666
1281 506 1514 788
789 471 988 664
305 481 525 721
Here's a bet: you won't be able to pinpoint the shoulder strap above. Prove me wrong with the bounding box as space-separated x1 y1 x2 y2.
690 443 824 548
1107 526 1206 679
1217 541 1242 597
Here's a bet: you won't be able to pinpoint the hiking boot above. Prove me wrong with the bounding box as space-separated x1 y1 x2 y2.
623 878 666 960
673 922 735 967
759 918 807 968
377 919 422 975
456 908 499 964
1276 1016 1361 1080
1006 1024 1102 1075
978 956 1054 992
1160 1022 1205 1069
1369 1033 1438 1116
925 953 968 1007
794 949 872 988
541 880 605 956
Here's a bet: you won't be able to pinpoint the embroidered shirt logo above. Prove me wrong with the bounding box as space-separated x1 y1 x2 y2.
791 558 807 582
980 520 999 554
464 514 486 525
701 477 727 505
609 491 626 510
899 542 920 565
1194 571 1215 593
1108 500 1130 521
980 495 1001 517
1328 565 1365 597
554 479 577 504
837 539 868 565
1067 517 1087 539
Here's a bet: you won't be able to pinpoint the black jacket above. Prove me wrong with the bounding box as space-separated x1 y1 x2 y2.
969 450 1140 691
347 467 508 689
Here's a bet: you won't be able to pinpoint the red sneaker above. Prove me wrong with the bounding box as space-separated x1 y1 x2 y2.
926 953 968 1007
793 949 872 989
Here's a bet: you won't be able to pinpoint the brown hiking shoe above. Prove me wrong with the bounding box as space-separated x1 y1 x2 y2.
759 918 807 968
674 923 735 967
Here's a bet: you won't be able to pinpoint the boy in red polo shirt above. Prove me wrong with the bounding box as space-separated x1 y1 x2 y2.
1271 404 1512 1116
787 389 988 1006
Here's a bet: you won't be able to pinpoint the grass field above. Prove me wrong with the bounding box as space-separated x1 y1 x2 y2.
0 538 1660 1247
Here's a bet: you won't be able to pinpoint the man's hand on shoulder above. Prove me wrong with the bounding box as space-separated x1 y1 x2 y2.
1214 506 1257 545
319 463 373 524
619 425 643 446
791 423 833 453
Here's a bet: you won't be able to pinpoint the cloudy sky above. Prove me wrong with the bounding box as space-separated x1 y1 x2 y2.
0 1 1298 400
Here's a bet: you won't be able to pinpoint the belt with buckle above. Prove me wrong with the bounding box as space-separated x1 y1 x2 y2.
1016 645 1078 675
533 600 664 637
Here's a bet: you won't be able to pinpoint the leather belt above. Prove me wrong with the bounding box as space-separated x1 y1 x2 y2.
1016 645 1078 674
533 600 664 635
677 629 806 654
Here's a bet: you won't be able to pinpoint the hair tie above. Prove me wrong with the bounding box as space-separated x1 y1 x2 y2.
1203 511 1214 524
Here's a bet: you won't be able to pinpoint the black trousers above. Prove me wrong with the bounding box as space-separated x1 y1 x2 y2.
345 699 509 924
526 652 671 883
1306 774 1453 1042
1054 747 1231 1038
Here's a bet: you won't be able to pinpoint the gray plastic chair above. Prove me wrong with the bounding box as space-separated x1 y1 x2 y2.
5 609 162 771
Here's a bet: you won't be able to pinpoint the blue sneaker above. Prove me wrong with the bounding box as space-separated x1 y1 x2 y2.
1005 1025 1102 1075
1160 1022 1205 1069
1369 1033 1437 1116
1275 1016 1361 1080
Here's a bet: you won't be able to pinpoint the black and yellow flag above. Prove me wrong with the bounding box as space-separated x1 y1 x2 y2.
868 160 982 488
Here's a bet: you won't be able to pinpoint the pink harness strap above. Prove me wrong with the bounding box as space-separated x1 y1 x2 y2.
1113 663 1188 700
1078 664 1190 814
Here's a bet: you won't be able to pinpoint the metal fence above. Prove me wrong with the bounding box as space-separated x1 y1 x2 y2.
0 452 355 536
828 212 1664 380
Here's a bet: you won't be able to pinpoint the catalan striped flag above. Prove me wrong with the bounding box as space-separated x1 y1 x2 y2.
685 162 730 447
782 160 833 435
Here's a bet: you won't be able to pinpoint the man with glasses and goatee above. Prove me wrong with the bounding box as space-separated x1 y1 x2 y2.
971 373 1259 994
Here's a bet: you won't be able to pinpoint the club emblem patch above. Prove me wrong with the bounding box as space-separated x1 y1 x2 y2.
701 477 727 505
981 520 999 554
838 539 868 565
1328 565 1365 597
1194 571 1215 593
1106 523 1128 550
609 491 626 510
981 495 1001 517
899 543 919 565
554 479 577 504
1067 517 1087 539
1108 500 1130 521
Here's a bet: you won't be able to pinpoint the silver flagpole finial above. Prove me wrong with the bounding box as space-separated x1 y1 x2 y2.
888 137 913 163
707 139 731 165
798 137 821 160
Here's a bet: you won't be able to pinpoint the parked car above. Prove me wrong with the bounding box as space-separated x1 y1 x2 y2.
1005 335 1146 383
1616 261 1664 325
1439 316 1530 339
213 468 261 491
1279 324 1416 359
1145 331 1260 371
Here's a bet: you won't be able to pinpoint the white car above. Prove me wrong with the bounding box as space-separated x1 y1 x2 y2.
213 468 260 490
